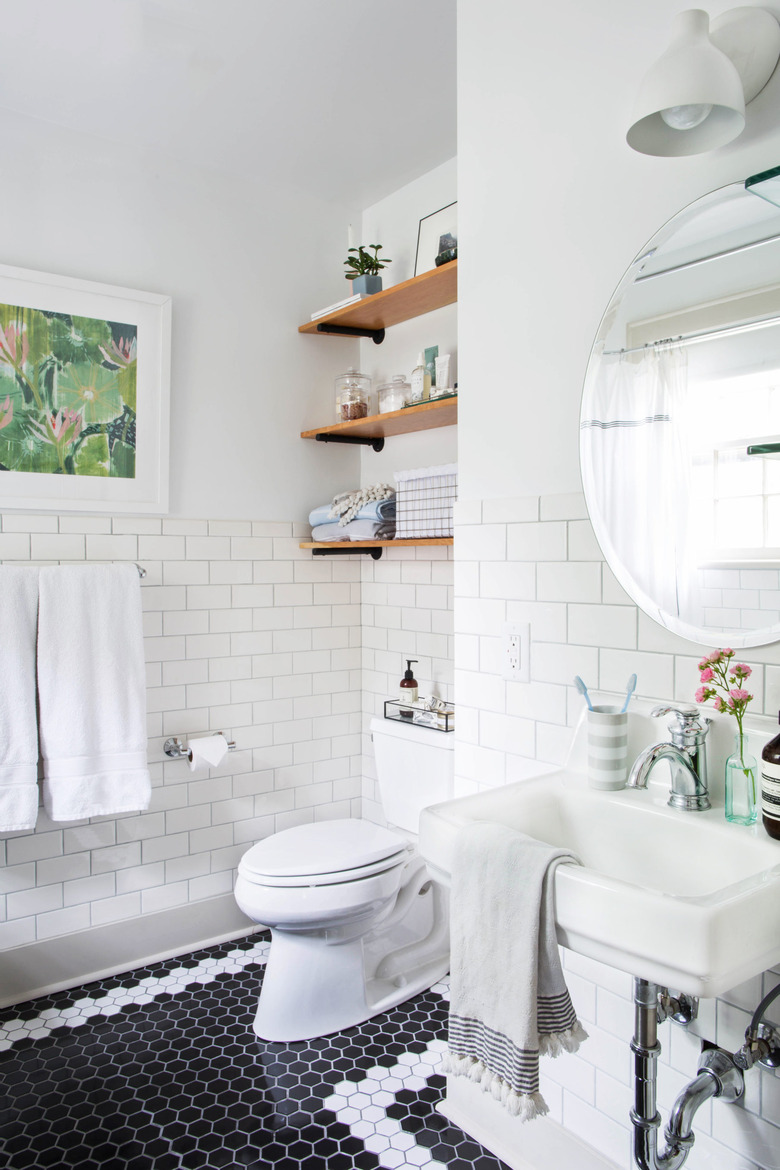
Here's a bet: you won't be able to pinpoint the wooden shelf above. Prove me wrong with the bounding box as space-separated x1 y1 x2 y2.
300 538 453 550
299 261 457 337
301 396 457 443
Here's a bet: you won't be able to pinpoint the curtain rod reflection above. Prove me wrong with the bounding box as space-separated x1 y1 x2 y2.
602 312 780 358
636 230 780 283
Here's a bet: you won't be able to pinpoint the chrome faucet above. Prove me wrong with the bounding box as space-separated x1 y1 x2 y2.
628 705 712 812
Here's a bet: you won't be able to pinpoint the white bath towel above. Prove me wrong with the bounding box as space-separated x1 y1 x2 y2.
0 567 40 831
442 822 588 1120
38 564 151 821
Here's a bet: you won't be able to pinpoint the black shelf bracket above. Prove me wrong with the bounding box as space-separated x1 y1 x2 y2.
311 546 383 559
316 323 385 345
315 433 385 453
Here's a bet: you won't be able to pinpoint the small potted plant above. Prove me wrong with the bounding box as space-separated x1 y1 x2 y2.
344 244 392 295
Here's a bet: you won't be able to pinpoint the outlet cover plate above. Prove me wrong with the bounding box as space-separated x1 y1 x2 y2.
502 621 530 682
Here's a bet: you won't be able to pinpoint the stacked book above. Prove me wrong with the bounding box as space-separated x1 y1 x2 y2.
310 292 370 321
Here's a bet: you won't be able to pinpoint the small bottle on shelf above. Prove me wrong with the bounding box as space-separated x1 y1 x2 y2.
761 712 780 839
399 659 419 718
409 354 430 404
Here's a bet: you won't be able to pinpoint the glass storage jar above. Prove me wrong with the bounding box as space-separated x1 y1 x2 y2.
377 375 411 414
334 368 371 421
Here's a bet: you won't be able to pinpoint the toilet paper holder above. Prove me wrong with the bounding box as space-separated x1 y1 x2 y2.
163 733 237 760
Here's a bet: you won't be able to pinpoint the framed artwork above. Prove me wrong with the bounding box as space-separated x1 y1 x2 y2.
414 201 458 277
0 264 171 513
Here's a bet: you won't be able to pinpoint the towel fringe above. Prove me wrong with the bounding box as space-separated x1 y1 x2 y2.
440 1051 549 1122
539 1020 589 1058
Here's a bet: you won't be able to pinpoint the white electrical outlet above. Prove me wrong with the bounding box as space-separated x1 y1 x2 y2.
502 621 530 681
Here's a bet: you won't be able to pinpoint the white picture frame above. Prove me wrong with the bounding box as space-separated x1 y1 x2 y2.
414 201 458 277
0 263 170 514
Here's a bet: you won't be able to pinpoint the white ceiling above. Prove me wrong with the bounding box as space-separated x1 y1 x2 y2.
3 0 457 209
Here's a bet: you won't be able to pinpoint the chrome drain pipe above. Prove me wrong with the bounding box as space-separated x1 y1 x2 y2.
631 978 744 1170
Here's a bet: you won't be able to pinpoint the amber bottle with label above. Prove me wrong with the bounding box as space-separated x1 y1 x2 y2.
761 713 780 840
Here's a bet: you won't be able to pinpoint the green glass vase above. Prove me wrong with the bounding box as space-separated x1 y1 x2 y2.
725 733 758 825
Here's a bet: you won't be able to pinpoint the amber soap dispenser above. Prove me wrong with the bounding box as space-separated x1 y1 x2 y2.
400 659 419 704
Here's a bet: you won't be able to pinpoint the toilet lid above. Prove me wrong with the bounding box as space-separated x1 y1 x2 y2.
239 819 408 880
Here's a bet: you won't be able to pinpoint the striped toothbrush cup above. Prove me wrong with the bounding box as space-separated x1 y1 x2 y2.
587 705 628 790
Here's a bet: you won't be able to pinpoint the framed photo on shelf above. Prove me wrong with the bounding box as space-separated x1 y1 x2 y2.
0 264 171 514
414 201 458 277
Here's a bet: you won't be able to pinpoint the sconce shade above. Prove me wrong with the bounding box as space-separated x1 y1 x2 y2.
627 9 745 156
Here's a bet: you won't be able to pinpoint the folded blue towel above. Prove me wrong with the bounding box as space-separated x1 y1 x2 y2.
308 498 396 527
311 520 383 542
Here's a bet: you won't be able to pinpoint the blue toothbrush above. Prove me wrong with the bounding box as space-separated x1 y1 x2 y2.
621 674 637 713
574 676 594 711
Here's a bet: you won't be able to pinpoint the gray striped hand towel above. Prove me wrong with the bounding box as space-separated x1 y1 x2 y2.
442 821 587 1119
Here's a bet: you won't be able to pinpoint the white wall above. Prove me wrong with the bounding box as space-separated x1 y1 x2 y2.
0 108 362 521
457 2 780 1166
457 0 780 504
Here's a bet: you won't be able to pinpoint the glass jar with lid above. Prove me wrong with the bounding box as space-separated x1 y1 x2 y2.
334 368 371 421
377 375 411 414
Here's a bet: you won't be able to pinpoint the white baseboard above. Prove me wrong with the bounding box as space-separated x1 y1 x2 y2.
439 1077 621 1170
0 893 259 1007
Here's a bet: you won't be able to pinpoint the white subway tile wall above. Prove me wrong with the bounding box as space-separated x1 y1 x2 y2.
360 545 454 825
0 514 364 951
454 493 780 1170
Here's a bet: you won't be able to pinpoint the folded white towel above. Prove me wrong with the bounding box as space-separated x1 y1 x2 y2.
442 822 587 1119
38 564 151 821
0 567 40 831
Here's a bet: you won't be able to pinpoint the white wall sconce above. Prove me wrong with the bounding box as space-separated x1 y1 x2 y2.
627 7 780 156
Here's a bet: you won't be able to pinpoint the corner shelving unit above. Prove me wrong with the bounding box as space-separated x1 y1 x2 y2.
298 262 457 558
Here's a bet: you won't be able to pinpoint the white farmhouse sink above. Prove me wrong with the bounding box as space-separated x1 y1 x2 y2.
419 770 780 998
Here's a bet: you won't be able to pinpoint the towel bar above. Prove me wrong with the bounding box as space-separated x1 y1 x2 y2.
163 733 237 760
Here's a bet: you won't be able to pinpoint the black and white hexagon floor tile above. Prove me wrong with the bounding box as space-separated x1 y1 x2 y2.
0 934 510 1170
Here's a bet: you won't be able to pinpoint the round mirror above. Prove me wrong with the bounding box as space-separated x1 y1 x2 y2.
581 173 780 648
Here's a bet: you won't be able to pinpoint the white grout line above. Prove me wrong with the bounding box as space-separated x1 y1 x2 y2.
0 940 269 1051
323 1035 450 1170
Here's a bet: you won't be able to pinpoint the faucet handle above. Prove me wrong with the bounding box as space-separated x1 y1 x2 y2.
651 704 710 741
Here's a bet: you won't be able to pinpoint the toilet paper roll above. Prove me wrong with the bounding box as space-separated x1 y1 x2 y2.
187 734 229 772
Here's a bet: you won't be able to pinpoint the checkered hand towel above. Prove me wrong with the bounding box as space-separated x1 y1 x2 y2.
441 822 588 1120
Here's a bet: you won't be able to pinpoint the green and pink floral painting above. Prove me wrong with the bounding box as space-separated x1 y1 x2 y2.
0 301 137 478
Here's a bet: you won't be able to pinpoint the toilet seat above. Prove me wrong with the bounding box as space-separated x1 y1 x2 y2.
238 818 409 888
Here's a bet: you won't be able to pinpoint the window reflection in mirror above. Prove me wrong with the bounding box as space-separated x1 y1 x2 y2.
581 177 780 647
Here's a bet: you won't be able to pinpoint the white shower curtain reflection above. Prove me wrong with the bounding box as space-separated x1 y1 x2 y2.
581 345 696 623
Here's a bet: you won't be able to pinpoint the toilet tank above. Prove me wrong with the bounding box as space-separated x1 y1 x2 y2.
370 716 454 832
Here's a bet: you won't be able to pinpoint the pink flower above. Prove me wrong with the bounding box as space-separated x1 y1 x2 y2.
31 408 82 447
713 696 725 711
733 663 752 678
695 686 708 703
0 396 12 431
722 648 734 657
707 651 723 663
730 688 752 703
99 335 137 369
0 323 28 367
699 667 714 682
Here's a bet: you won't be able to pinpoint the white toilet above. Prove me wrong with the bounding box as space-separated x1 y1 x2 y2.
234 716 454 1042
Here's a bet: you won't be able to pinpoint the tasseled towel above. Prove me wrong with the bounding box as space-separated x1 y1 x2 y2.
442 822 588 1120
328 483 394 526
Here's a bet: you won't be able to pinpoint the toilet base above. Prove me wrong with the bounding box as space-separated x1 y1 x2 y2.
252 879 449 1042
